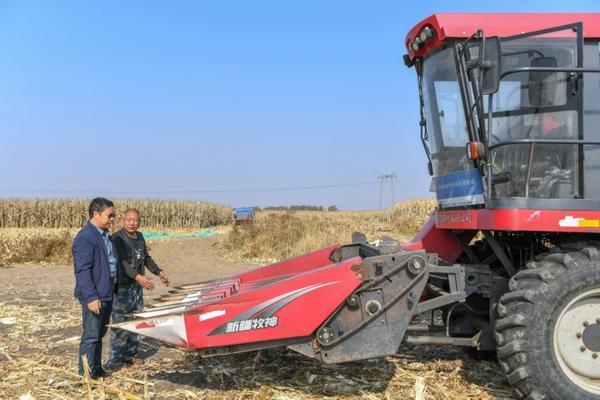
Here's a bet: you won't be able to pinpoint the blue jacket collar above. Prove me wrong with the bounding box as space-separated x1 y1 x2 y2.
86 221 109 259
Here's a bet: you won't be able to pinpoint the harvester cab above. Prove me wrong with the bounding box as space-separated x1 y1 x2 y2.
112 13 600 400
407 16 598 211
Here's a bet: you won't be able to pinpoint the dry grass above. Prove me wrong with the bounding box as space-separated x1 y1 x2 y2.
0 199 233 229
220 199 436 263
0 227 224 267
0 228 77 267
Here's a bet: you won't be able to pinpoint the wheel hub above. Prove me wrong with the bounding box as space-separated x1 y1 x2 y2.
554 288 600 392
582 323 600 353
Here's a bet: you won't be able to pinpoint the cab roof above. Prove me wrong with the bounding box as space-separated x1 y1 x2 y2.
406 13 600 61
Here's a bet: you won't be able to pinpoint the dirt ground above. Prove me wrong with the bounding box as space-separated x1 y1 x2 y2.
0 235 517 400
0 236 254 303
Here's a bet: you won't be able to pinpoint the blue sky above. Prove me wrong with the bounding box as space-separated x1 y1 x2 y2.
0 1 598 210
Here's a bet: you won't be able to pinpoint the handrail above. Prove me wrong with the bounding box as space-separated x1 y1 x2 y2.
488 138 600 198
500 66 600 80
488 138 600 151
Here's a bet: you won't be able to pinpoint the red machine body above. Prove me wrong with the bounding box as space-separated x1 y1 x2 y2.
401 13 600 399
403 209 600 263
114 246 364 351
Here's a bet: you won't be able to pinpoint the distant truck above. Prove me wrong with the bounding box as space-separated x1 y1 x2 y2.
234 207 254 225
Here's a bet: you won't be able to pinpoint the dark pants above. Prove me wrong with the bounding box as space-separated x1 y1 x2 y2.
106 283 144 367
79 300 113 375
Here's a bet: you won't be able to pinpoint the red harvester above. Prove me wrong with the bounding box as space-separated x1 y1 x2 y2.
114 13 600 399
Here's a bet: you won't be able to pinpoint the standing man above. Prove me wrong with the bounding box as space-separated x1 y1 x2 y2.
73 197 117 379
106 208 169 368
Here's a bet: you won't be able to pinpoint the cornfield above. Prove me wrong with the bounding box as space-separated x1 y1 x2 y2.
0 198 436 267
0 199 233 229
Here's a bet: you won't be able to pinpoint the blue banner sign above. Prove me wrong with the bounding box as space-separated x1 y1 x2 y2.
433 168 485 208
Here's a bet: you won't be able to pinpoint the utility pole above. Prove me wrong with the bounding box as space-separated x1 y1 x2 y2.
378 172 397 209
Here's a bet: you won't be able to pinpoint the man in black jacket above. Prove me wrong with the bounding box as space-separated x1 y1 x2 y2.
105 208 169 368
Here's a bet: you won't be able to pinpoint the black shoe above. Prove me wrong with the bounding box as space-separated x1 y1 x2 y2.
92 367 111 379
103 363 124 373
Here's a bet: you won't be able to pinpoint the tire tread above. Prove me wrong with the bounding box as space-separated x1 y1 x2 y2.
495 245 600 399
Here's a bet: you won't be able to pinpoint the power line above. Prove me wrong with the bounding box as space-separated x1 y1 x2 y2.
0 181 380 195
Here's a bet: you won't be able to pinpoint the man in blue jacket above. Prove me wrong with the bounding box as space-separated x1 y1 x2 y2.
73 197 117 379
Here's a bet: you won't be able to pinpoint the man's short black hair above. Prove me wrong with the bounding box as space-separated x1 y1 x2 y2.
88 197 114 218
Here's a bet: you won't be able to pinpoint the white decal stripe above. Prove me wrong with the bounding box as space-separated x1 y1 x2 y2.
439 194 485 208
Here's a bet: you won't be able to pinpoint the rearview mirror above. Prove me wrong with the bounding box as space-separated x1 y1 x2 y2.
480 37 501 95
529 57 564 107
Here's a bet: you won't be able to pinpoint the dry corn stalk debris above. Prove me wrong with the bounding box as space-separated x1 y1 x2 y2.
0 296 517 400
0 198 520 399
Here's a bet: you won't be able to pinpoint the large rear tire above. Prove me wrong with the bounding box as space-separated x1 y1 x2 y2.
495 246 600 399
